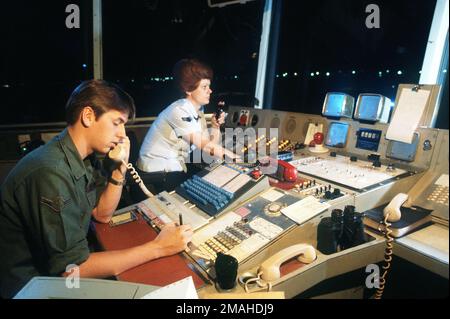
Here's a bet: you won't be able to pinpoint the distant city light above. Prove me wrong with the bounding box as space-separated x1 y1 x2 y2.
386 69 390 73
2 84 10 88
282 73 288 77
131 79 135 82
294 72 298 76
326 72 330 76
82 64 87 68
397 70 403 75
310 73 315 77
234 75 238 79
378 71 383 77
315 71 320 75
352 70 356 74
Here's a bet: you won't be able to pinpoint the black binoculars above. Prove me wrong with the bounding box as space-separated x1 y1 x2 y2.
317 205 368 254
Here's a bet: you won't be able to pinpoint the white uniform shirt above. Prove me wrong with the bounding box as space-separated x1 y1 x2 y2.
137 99 207 172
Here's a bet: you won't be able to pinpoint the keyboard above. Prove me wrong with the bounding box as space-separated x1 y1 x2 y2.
180 175 234 215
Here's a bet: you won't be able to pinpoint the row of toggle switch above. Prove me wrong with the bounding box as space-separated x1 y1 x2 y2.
192 220 253 261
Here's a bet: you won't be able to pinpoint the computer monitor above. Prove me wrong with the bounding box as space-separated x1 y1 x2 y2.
354 93 391 123
325 122 350 148
322 93 355 118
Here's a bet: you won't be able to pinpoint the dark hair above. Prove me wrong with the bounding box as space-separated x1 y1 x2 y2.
173 59 213 95
65 80 136 125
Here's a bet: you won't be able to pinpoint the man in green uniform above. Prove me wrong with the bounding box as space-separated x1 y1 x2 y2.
0 80 193 298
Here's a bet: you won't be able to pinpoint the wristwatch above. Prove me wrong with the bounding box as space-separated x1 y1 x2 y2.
108 176 125 186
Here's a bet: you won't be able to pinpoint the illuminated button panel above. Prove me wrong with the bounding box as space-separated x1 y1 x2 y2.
427 185 449 206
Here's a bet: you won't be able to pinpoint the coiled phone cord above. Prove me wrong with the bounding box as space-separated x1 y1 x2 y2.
122 160 154 198
244 271 272 293
375 214 394 299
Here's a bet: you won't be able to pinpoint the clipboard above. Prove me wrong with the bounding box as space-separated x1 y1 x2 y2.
391 84 441 127
386 84 440 143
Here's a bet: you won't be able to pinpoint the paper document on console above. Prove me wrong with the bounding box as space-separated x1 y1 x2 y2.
281 196 330 224
386 88 430 143
140 276 198 299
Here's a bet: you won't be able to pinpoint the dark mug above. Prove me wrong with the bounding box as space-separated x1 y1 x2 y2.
215 252 238 290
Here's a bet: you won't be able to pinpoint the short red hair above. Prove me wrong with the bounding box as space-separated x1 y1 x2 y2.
173 59 213 95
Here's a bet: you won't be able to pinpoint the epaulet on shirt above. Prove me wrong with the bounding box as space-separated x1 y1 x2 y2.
181 116 199 122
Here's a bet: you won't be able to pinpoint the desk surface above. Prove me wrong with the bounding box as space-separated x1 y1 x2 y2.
94 215 207 289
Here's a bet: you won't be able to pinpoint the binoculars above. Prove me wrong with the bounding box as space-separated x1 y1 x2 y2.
317 205 368 254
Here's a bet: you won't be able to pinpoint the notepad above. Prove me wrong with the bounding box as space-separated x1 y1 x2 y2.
140 276 198 299
281 196 330 224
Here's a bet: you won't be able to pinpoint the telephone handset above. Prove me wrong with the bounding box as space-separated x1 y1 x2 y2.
383 193 408 222
108 144 154 197
259 244 316 282
108 143 128 163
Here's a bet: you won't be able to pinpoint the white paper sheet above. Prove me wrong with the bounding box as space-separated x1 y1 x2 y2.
281 196 330 224
140 276 198 299
260 189 284 202
386 88 430 143
202 165 239 187
223 174 251 193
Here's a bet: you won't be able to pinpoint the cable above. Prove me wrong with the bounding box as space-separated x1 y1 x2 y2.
122 160 154 198
243 271 272 293
374 214 394 299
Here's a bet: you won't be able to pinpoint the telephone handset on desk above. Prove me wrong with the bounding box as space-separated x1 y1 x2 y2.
259 244 316 282
383 193 409 222
108 144 154 198
242 244 316 292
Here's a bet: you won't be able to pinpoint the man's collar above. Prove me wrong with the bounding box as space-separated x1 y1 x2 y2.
58 128 89 180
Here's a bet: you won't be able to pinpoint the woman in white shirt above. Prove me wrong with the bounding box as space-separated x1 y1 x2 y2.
135 58 237 195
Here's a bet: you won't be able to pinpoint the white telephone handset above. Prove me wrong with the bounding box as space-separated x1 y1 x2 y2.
383 193 408 222
259 244 316 282
108 144 127 163
108 144 154 197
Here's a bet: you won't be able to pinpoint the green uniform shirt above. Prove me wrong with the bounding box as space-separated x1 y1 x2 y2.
0 129 103 298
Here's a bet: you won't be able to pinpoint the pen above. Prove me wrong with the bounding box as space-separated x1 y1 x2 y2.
179 213 183 226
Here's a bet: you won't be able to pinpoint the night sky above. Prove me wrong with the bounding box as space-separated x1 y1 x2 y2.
0 0 444 125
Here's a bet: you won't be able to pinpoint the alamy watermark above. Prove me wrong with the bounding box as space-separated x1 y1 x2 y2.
185 127 280 174
65 4 80 29
65 264 80 289
365 264 380 289
365 4 380 29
